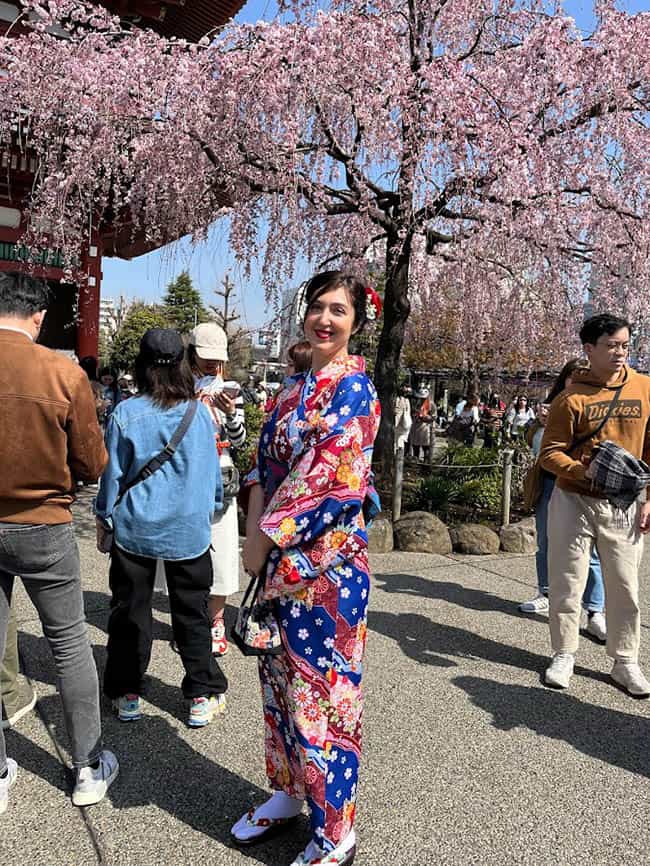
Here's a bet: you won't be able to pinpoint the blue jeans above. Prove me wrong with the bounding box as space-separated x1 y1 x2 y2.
0 523 102 774
535 476 605 612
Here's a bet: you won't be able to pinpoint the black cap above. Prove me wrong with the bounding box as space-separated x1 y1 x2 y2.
139 329 184 366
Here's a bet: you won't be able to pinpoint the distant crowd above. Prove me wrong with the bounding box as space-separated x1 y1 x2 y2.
395 385 556 461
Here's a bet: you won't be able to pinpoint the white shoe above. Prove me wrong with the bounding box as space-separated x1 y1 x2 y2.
585 611 607 643
0 758 18 815
545 653 575 689
611 661 650 698
72 750 119 806
518 594 549 614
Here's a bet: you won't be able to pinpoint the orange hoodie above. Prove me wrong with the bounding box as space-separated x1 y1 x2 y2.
539 365 650 498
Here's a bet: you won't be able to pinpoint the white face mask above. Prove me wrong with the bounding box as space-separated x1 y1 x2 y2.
196 374 224 394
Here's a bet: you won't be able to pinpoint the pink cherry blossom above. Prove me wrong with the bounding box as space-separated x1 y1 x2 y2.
0 0 649 472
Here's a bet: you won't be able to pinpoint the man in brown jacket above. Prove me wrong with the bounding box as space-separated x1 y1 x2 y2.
0 272 118 815
540 313 650 697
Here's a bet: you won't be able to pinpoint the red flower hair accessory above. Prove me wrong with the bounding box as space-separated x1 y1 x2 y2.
365 286 382 321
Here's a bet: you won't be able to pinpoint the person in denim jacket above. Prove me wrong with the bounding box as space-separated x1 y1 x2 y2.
95 329 227 728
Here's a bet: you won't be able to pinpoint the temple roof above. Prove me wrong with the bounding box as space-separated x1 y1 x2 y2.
100 1 246 43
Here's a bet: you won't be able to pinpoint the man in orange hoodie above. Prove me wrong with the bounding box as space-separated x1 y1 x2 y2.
540 313 650 697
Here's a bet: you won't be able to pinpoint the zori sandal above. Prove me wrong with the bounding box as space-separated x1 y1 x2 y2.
231 809 299 847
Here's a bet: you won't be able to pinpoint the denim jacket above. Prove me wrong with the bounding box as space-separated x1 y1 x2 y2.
94 396 222 560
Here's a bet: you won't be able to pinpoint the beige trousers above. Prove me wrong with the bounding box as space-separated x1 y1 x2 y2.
548 486 643 662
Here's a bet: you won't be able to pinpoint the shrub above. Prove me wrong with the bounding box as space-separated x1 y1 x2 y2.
442 443 500 467
414 474 460 513
456 474 502 512
233 402 265 476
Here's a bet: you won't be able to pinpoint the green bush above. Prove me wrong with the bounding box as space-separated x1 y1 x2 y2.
443 443 500 467
456 474 502 512
233 402 265 476
410 443 507 518
414 474 460 513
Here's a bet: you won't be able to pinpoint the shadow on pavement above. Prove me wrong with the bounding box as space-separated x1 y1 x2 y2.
454 674 650 779
5 721 72 793
368 610 548 672
6 695 309 864
99 712 309 864
373 572 539 621
11 677 309 863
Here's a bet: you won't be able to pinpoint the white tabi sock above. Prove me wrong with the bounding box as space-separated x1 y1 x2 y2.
303 829 356 863
231 791 304 841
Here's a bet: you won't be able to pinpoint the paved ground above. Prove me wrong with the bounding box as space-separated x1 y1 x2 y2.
3 491 650 865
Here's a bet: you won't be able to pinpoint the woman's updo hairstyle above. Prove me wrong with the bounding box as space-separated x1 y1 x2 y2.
302 271 368 334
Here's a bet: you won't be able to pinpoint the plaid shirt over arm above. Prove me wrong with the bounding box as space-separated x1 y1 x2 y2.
588 441 650 511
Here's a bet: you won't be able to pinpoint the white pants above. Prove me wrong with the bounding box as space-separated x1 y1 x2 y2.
153 499 241 598
548 486 643 662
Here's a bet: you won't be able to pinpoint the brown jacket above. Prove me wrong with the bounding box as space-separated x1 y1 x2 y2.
0 330 107 524
539 365 650 498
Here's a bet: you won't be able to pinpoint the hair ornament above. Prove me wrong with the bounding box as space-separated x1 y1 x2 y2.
365 286 382 321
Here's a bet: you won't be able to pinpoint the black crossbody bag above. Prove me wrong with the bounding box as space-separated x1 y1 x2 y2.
115 400 198 506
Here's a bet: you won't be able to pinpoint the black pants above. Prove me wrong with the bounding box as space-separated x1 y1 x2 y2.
103 545 227 701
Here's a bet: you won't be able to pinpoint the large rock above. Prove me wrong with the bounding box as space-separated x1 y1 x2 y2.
500 518 538 554
393 511 452 555
367 517 394 553
450 523 500 555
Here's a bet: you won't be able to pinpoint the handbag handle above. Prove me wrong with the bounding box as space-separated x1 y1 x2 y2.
241 569 265 606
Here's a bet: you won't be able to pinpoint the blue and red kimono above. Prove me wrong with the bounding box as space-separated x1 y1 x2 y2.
254 354 380 853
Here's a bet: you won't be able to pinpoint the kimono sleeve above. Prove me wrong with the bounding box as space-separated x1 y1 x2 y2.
259 373 380 596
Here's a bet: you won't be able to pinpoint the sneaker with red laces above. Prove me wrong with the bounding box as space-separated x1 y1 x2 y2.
211 618 229 656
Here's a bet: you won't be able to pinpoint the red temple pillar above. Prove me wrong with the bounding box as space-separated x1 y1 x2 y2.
76 236 103 360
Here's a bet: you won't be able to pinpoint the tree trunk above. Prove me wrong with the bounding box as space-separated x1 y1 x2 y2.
464 361 481 397
372 232 412 490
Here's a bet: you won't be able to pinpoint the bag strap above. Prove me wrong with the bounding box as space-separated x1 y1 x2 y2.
567 384 623 455
240 570 265 607
116 400 199 505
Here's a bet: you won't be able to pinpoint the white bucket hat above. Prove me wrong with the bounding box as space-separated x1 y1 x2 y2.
189 322 228 362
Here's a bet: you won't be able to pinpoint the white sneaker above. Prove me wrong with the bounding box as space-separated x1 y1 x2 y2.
0 758 18 815
545 653 575 689
611 661 650 698
518 594 549 614
72 750 119 807
187 694 226 728
585 611 607 643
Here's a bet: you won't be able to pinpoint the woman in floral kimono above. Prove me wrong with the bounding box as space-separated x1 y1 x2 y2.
232 272 381 866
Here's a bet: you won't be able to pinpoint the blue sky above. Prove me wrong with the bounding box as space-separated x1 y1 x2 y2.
101 0 650 329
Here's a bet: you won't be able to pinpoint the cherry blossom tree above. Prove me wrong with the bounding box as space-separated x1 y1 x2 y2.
1 0 649 477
